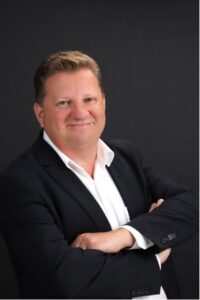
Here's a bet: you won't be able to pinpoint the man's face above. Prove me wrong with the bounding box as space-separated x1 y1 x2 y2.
34 69 106 151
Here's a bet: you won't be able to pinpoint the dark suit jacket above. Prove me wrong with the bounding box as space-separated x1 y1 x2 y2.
0 133 198 298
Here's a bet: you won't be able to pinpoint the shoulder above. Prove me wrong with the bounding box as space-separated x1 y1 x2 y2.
0 153 36 195
102 139 146 172
0 134 43 181
104 139 142 161
0 135 52 199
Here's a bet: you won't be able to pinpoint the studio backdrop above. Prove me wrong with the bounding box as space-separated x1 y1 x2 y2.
0 0 198 298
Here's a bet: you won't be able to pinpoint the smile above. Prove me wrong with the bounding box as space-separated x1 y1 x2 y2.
67 122 93 128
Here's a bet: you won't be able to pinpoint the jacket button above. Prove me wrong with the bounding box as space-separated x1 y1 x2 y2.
143 289 150 295
161 232 176 244
131 288 148 297
131 290 137 297
137 289 143 295
168 233 176 240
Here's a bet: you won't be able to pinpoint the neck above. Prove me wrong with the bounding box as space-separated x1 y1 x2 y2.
61 144 98 177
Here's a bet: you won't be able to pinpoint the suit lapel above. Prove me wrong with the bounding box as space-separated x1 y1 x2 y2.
107 163 135 220
47 165 111 231
33 134 111 232
107 150 145 220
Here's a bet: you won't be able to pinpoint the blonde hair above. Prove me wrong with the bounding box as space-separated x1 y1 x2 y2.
34 50 103 103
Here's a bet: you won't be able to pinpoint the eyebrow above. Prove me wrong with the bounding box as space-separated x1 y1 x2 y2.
57 93 97 99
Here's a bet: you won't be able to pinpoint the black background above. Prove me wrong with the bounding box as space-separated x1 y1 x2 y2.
0 0 198 298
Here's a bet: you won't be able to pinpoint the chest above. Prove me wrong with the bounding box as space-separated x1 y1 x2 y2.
39 154 153 243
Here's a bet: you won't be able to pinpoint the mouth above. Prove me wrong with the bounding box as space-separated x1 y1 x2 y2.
67 122 94 128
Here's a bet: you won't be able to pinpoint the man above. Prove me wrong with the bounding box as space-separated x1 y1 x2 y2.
0 51 197 299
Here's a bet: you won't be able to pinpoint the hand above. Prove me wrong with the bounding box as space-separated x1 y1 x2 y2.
148 198 165 213
157 248 171 264
149 198 171 264
70 228 135 253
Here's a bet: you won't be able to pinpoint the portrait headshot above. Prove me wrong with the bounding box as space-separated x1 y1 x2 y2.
0 0 198 299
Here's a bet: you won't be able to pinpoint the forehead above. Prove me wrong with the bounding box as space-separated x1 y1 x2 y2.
45 69 100 90
43 69 102 100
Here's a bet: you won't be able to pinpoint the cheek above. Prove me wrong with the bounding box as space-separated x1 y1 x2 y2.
91 105 106 119
54 110 68 121
43 111 66 128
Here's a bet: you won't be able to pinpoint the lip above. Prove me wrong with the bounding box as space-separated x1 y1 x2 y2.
67 122 93 128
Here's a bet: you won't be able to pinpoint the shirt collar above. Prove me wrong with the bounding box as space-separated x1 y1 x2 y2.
43 131 114 171
97 139 114 167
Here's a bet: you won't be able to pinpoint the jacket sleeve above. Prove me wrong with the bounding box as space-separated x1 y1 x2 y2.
126 145 198 249
0 175 161 299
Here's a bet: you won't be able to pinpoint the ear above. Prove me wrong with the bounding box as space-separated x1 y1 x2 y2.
33 102 44 128
102 93 106 111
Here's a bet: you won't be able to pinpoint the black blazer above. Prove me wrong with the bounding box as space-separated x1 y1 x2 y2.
0 134 198 299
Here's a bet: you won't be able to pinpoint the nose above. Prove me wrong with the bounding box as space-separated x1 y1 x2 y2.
70 101 89 119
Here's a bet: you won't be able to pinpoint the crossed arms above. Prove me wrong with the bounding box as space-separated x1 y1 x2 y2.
71 198 171 265
0 140 198 298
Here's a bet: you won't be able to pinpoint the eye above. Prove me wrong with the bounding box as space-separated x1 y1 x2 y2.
84 97 97 103
56 99 71 107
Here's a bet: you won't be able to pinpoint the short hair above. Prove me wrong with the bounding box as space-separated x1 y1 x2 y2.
34 50 103 104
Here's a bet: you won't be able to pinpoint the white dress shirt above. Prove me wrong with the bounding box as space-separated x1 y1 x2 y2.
43 131 167 299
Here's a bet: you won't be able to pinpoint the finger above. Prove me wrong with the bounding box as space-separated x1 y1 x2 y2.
80 243 87 250
157 248 172 264
157 198 164 206
70 240 80 247
148 202 157 212
72 239 87 249
149 199 165 213
70 236 82 248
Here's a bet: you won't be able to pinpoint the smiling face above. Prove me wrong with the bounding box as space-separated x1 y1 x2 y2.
33 69 106 152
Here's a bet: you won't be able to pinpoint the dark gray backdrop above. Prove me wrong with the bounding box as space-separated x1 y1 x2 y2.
0 0 198 298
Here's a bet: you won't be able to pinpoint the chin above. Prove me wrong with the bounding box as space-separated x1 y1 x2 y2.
70 136 99 148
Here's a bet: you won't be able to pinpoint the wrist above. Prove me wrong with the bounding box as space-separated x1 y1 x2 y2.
117 228 135 248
